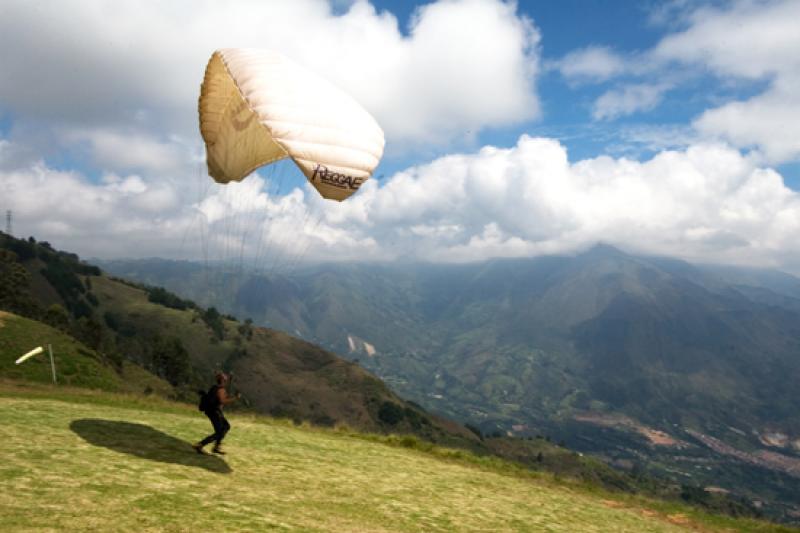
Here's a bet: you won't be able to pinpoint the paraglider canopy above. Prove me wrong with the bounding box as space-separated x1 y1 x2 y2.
198 48 385 201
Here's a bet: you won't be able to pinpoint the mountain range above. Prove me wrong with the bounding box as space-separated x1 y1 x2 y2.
98 244 800 519
8 232 724 519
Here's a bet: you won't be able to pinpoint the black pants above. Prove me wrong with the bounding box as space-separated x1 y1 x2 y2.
200 409 230 447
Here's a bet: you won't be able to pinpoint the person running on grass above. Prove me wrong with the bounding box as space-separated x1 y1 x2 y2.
194 371 240 455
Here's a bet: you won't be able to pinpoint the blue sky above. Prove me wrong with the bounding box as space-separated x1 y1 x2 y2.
369 0 665 173
370 0 799 186
1 0 799 272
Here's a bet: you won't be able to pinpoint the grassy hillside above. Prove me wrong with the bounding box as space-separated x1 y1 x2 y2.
0 310 172 396
96 251 800 522
0 383 788 532
89 275 475 443
0 232 475 442
0 234 785 524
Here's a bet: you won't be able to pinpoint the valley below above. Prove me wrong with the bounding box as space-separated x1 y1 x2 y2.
98 244 800 523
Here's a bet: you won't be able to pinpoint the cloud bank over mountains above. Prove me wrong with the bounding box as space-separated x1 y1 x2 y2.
4 135 798 273
1 0 799 273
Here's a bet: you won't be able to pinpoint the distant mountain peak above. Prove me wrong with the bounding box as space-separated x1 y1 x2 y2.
574 243 631 262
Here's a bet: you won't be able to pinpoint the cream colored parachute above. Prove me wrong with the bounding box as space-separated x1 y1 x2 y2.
199 49 385 201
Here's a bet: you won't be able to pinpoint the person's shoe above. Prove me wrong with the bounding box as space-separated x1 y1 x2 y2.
192 442 207 455
212 445 226 455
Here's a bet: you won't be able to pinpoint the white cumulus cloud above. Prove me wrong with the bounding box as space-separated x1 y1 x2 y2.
321 135 800 269
1 1 799 275
555 46 627 83
0 0 541 151
592 83 671 120
653 0 800 163
60 128 194 176
550 0 800 164
2 135 799 272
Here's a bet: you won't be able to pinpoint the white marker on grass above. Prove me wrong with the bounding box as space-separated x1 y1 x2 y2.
15 346 43 365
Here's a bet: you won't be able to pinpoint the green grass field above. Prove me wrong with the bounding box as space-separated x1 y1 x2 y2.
0 383 792 532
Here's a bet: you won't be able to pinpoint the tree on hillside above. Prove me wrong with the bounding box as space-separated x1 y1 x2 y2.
150 336 191 386
378 401 405 425
6 238 36 260
40 256 91 318
44 304 70 330
0 249 39 317
71 317 105 351
237 318 254 340
201 307 225 340
147 286 195 310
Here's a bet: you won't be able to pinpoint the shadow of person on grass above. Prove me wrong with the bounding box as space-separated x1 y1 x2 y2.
70 419 231 474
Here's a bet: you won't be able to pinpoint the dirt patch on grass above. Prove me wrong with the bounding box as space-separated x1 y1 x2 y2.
667 513 690 525
0 310 10 327
602 499 625 508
